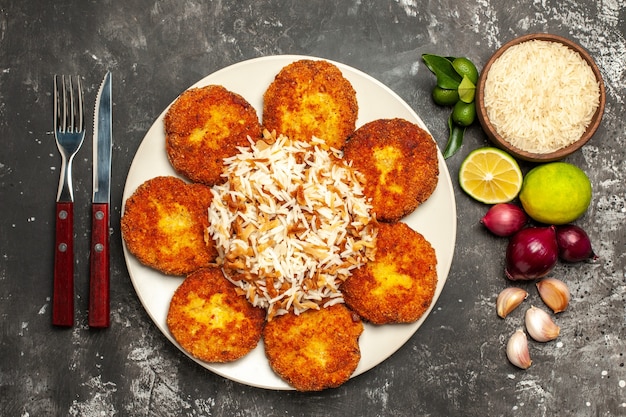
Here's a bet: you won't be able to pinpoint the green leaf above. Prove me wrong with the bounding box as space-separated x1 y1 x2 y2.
422 54 463 90
457 75 476 103
443 114 465 159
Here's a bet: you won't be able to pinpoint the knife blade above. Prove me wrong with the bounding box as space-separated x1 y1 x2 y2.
89 71 112 328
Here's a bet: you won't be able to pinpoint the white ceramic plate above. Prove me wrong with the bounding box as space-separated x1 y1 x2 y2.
122 55 457 390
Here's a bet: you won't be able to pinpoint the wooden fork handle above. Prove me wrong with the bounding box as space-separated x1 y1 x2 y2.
89 203 110 328
52 201 74 327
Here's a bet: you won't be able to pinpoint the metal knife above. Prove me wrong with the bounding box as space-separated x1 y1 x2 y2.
89 71 112 328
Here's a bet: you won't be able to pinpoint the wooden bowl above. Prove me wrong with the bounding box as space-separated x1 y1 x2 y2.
475 33 606 162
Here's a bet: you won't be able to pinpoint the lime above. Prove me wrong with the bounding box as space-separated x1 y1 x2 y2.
459 147 523 204
452 100 476 127
452 57 479 84
457 75 476 103
432 86 460 106
519 162 592 225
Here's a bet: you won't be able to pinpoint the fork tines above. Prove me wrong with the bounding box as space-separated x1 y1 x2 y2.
54 75 84 134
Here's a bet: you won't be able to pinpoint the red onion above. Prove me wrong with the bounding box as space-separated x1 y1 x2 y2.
556 224 598 263
505 226 558 281
481 203 528 237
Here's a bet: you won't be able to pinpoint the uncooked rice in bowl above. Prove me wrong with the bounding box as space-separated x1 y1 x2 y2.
483 39 600 154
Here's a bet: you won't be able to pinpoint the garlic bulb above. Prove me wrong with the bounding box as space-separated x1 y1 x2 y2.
525 306 560 342
507 329 532 369
536 278 570 313
496 287 529 318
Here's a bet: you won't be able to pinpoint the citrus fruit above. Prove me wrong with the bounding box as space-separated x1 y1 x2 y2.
432 86 459 106
452 57 479 84
457 75 476 103
459 147 523 204
519 162 592 225
452 100 476 127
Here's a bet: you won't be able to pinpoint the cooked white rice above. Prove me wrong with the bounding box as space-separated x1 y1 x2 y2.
208 130 377 319
484 39 600 154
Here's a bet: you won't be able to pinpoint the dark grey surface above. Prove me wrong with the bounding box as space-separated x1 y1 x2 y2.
1 0 625 416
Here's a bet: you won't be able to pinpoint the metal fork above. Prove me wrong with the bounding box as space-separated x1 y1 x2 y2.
52 75 85 327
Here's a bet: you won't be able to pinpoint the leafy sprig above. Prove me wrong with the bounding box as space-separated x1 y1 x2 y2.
422 54 479 159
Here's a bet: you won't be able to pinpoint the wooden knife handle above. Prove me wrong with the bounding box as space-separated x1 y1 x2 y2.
52 201 74 326
89 203 110 328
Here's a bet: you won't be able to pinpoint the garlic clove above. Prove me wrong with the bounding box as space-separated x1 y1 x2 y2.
536 277 570 313
525 306 560 342
507 329 532 369
496 287 529 318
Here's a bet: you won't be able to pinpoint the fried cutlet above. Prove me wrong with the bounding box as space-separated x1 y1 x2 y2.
262 59 358 150
343 118 439 222
121 176 217 276
164 85 262 186
263 304 363 391
341 222 438 325
167 267 265 363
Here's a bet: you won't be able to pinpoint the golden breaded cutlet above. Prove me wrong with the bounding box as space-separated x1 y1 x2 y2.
263 59 358 150
165 85 262 186
167 267 265 363
121 176 217 276
341 222 438 325
263 304 363 391
343 118 439 222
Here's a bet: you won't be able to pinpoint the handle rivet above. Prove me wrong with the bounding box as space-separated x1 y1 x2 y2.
95 211 104 220
58 243 68 252
59 210 68 220
95 243 104 252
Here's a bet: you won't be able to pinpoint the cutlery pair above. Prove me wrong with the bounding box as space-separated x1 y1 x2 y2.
51 73 112 328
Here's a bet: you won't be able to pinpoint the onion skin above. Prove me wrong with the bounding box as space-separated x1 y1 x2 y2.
505 226 558 281
556 224 599 263
481 203 528 237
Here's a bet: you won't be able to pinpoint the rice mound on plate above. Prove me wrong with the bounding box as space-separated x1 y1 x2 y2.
208 130 378 320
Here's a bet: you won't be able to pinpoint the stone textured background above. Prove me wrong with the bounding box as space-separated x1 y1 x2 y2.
1 0 624 415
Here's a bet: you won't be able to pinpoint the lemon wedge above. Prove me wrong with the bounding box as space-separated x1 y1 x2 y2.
459 147 523 204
